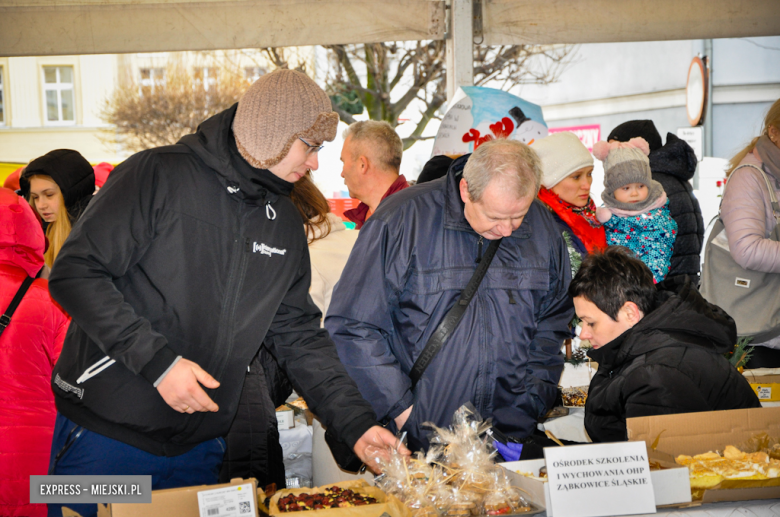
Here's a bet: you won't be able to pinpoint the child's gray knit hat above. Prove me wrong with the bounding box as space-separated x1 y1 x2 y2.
594 137 664 211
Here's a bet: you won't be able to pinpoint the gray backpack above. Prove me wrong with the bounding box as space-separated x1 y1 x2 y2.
700 163 780 342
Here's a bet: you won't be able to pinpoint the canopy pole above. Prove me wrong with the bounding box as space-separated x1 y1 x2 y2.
704 38 714 162
446 0 474 103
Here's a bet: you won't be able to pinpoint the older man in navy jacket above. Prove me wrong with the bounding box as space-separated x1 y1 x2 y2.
326 139 573 452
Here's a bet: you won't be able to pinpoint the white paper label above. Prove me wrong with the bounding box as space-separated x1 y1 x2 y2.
677 127 703 162
756 386 772 400
197 483 256 517
545 442 656 517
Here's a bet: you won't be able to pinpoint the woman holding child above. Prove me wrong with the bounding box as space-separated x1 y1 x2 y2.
533 132 607 263
593 137 677 283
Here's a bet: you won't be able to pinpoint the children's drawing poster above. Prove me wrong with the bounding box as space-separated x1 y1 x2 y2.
432 86 548 158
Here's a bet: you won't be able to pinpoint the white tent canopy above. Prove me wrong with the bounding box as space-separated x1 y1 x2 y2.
2 0 779 57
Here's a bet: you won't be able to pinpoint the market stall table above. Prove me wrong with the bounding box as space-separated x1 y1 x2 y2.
523 499 780 517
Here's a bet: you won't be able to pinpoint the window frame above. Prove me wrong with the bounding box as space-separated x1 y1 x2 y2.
194 66 217 92
139 67 165 96
42 65 76 126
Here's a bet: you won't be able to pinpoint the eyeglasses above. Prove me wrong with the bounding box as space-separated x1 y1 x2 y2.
299 137 324 155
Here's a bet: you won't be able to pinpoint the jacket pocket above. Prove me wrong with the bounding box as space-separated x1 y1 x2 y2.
76 355 116 384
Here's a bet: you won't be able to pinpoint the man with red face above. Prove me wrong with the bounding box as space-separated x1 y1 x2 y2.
326 139 573 452
339 121 408 229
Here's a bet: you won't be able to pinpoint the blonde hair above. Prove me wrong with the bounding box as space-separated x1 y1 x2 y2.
26 174 72 268
727 98 780 177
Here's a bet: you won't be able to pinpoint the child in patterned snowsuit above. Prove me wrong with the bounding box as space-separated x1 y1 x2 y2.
593 137 677 283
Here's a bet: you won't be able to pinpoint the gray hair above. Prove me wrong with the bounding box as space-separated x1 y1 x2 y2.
462 139 542 202
343 120 403 172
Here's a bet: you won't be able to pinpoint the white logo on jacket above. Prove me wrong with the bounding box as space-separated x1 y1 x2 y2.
253 242 287 257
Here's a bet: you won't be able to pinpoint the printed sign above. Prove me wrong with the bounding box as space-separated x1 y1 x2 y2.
677 126 704 161
548 124 601 152
545 442 656 517
197 483 256 517
756 386 772 400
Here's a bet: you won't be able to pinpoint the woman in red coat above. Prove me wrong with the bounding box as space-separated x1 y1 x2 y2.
0 187 70 517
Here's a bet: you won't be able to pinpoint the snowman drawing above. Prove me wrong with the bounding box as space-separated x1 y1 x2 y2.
508 107 548 145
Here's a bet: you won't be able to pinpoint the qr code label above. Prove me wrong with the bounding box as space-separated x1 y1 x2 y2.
756 386 772 400
198 483 255 517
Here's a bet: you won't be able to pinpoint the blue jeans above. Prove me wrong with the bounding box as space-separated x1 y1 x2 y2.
47 413 225 517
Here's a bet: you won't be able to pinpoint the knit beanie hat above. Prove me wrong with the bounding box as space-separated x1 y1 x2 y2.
532 132 594 189
232 69 339 170
607 120 663 153
20 149 95 220
593 137 664 211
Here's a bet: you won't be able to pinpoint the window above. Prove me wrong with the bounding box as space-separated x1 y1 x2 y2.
0 66 5 125
43 66 75 124
194 67 217 92
139 67 165 96
244 66 266 84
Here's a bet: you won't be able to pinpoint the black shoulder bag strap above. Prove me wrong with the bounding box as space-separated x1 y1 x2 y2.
409 238 502 389
0 276 34 338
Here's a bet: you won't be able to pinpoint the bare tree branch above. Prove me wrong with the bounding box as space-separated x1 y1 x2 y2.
102 43 576 154
100 56 250 153
321 41 575 149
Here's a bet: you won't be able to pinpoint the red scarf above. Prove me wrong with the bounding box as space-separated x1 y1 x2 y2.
538 187 607 254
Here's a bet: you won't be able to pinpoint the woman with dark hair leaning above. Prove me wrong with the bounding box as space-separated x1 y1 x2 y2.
570 247 760 443
19 149 95 276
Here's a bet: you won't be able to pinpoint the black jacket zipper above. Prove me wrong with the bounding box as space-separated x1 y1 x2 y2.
212 202 252 381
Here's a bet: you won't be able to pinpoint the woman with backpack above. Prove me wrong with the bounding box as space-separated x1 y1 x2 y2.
0 187 70 517
703 98 780 368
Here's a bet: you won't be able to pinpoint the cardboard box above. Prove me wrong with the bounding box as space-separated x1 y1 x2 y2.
97 478 258 517
277 405 295 430
500 458 690 516
743 372 780 402
627 406 780 503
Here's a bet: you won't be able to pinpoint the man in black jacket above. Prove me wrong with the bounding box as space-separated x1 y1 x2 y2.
47 70 403 517
569 247 760 443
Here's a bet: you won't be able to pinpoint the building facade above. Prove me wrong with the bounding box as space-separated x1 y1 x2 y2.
0 49 313 183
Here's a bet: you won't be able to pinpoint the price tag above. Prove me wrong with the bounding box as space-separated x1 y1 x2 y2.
545 442 655 517
756 386 772 400
197 483 256 517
